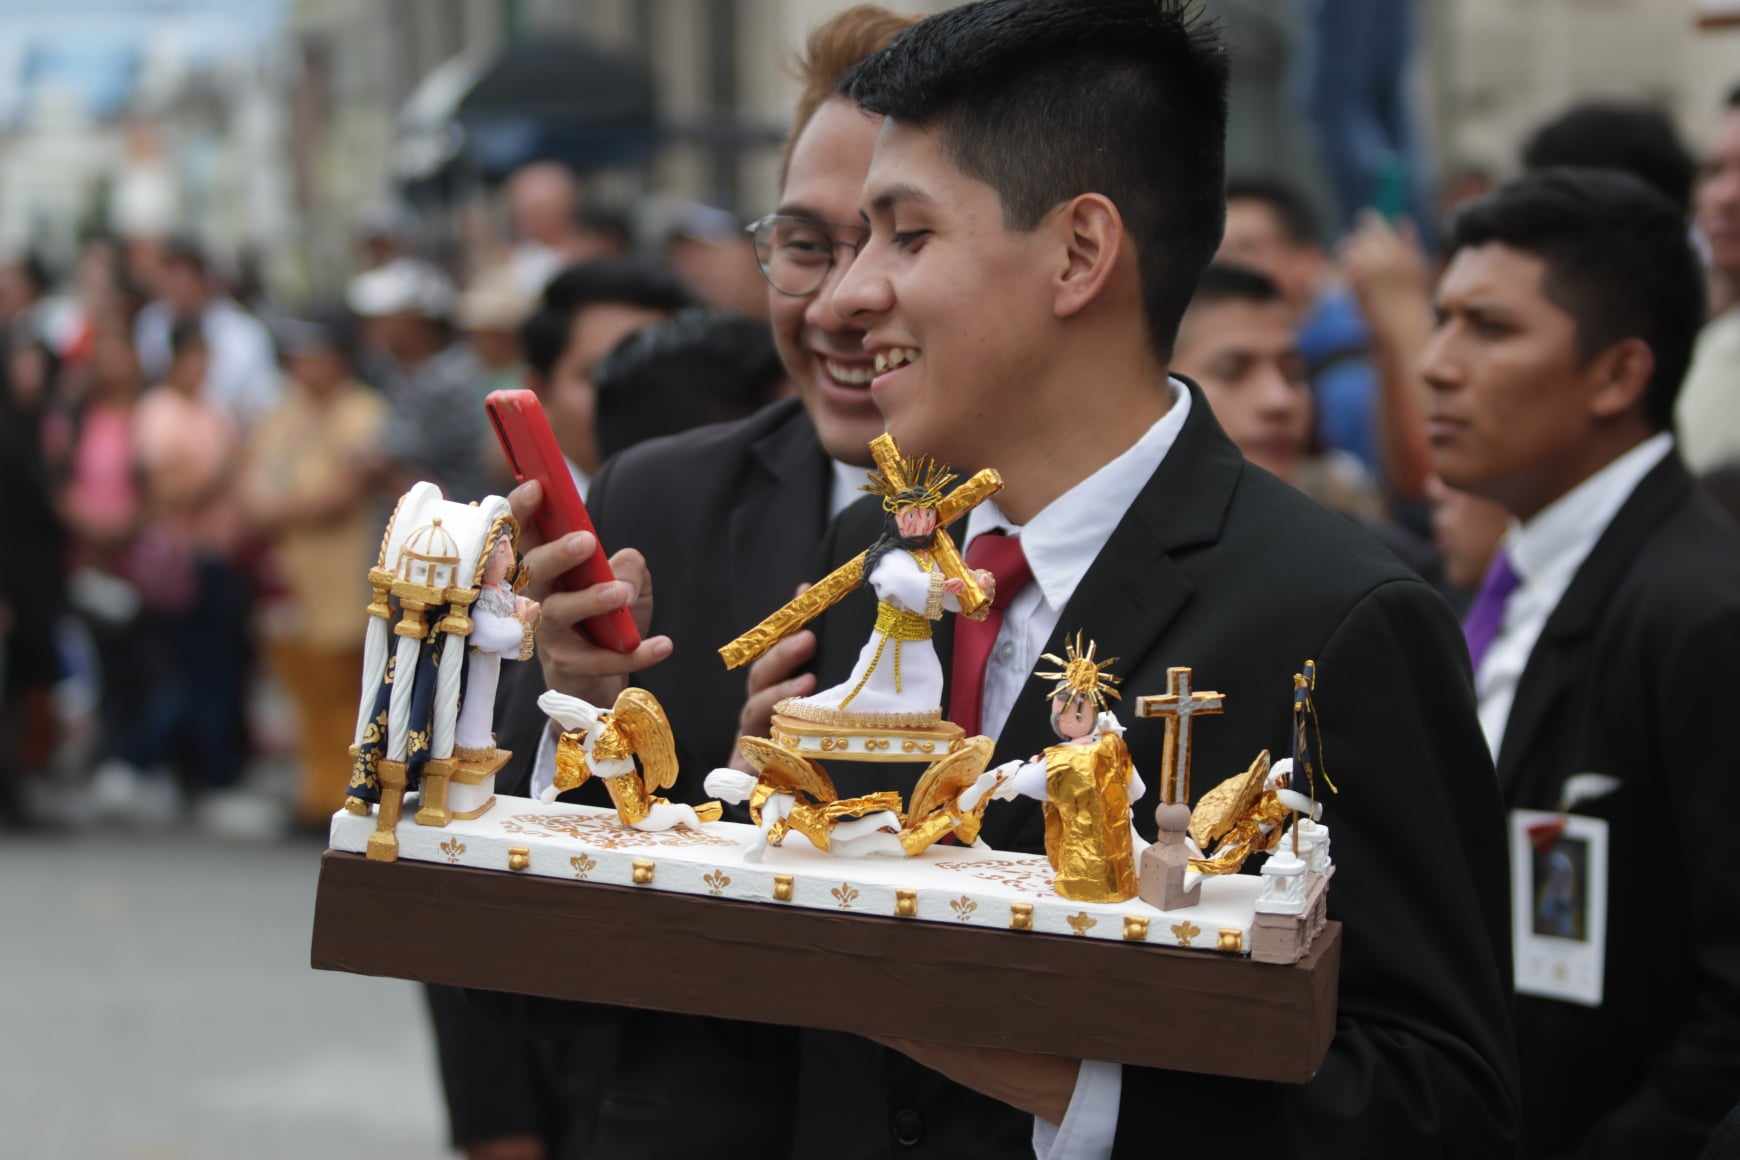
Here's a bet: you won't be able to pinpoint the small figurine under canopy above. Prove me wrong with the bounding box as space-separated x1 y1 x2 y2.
346 482 540 862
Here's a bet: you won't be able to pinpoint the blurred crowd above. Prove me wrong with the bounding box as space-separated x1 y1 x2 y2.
0 159 787 836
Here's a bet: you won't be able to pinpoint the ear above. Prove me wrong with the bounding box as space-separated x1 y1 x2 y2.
1585 336 1654 422
1052 194 1125 320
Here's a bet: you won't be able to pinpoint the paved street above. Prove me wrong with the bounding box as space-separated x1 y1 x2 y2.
0 831 446 1159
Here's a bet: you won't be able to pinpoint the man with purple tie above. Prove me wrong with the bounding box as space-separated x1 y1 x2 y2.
1425 168 1740 1158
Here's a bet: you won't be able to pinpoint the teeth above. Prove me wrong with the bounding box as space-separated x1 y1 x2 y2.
824 359 874 385
873 347 919 373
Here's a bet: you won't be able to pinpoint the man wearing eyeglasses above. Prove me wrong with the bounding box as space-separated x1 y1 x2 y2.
485 8 918 1158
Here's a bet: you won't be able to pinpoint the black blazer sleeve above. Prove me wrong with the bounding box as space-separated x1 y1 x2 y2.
1114 578 1520 1157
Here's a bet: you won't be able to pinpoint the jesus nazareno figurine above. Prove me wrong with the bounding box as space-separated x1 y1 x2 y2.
717 434 1002 725
778 451 997 727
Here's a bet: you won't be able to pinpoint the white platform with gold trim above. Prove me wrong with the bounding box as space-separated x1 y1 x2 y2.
328 794 1331 955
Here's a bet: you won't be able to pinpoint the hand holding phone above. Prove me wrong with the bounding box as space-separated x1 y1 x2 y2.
486 389 641 653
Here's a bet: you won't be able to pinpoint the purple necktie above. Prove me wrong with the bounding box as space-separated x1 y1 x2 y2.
1462 549 1522 672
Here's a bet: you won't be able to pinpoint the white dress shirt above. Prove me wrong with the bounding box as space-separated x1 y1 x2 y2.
529 457 873 800
957 381 1190 1160
1474 432 1673 757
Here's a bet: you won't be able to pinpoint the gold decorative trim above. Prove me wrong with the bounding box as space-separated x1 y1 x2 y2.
694 800 724 824
1217 928 1244 954
343 796 370 816
772 874 794 902
772 706 952 734
448 795 495 821
1010 903 1034 931
894 889 917 918
507 847 530 872
1172 920 1202 947
631 858 655 886
452 747 512 783
1123 916 1150 942
1067 912 1098 936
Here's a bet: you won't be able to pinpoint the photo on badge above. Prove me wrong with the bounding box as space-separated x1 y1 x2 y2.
1511 808 1609 1007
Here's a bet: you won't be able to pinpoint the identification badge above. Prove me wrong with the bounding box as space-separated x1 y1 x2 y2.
1510 809 1608 1007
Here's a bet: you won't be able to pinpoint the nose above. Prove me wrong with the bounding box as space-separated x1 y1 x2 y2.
1252 363 1302 418
802 257 859 335
1419 324 1460 394
829 239 893 323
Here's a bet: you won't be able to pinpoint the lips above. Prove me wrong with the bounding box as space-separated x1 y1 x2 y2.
1425 415 1466 445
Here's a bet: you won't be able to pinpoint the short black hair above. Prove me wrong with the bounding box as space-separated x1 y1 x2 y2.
163 236 208 275
843 0 1228 360
169 317 207 359
1225 175 1321 247
520 260 694 380
1188 262 1284 309
539 259 693 318
593 309 785 459
1521 101 1697 215
1446 168 1704 432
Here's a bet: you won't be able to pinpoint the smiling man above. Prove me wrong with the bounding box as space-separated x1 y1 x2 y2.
1424 168 1740 1158
794 2 1518 1157
476 8 918 1158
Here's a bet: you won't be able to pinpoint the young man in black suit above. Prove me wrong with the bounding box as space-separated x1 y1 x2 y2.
787 2 1519 1156
487 9 917 1157
1424 169 1740 1158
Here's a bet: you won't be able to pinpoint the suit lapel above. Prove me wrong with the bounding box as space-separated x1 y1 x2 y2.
1495 453 1693 790
727 403 832 636
990 380 1244 767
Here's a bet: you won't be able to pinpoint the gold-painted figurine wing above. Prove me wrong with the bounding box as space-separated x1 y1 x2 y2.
736 735 839 803
610 687 679 794
1187 749 1271 850
905 736 995 824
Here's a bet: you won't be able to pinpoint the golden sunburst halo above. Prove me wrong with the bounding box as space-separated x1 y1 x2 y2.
862 452 958 514
1035 630 1122 708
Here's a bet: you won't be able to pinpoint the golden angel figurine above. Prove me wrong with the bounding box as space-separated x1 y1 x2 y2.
1187 751 1322 876
537 688 721 831
990 634 1149 903
704 736 1001 861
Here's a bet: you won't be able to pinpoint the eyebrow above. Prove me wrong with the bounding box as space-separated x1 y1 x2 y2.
866 183 937 216
773 202 829 221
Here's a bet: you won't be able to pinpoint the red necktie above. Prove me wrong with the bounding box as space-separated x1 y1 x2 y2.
947 531 1033 737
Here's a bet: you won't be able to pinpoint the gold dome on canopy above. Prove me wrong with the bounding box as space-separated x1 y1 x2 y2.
399 517 462 590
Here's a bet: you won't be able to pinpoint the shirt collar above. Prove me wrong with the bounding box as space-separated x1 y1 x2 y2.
1506 431 1674 585
830 460 872 519
962 379 1190 610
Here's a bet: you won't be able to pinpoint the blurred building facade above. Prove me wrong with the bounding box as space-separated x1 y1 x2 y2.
2 1 1737 302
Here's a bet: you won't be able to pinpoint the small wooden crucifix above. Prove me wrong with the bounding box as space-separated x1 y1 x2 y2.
1135 666 1226 805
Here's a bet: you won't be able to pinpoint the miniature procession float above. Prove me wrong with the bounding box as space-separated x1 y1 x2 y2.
316 438 1342 1080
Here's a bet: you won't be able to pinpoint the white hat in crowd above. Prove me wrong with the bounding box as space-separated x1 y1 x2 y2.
347 257 457 319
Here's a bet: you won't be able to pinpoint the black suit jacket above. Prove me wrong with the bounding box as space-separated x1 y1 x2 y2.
1493 452 1740 1159
795 381 1521 1158
488 397 834 1159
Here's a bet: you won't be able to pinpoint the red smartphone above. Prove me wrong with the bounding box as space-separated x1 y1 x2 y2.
485 388 642 654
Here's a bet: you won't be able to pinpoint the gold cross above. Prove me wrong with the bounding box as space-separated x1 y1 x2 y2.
718 434 1002 670
1135 666 1226 805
